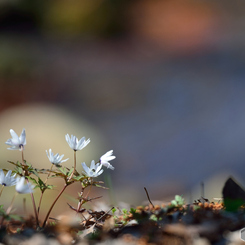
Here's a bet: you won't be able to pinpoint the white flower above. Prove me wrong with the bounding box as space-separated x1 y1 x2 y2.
5 129 26 151
15 177 34 194
100 150 116 170
0 170 17 187
65 134 90 151
82 160 103 177
46 149 69 165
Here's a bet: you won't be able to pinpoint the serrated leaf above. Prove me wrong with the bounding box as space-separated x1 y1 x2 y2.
36 169 51 174
72 175 86 182
93 183 108 189
26 176 37 185
57 167 67 175
8 161 22 167
68 168 73 176
46 185 54 190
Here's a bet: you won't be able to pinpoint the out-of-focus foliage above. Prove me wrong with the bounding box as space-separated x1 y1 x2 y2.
0 39 34 77
0 0 45 32
0 0 128 37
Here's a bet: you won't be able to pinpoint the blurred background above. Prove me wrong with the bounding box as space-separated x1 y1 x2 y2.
0 0 245 218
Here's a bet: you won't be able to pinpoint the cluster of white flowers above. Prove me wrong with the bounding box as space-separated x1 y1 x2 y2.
2 128 116 194
64 133 116 177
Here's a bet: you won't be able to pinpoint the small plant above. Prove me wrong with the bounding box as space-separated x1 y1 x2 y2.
171 195 185 207
0 128 116 229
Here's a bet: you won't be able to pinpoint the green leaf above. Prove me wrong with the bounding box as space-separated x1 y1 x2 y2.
150 214 158 222
130 208 136 213
223 198 245 212
72 175 86 181
111 207 116 215
26 176 37 185
93 183 108 189
0 205 6 216
222 177 245 212
57 167 66 175
46 184 54 190
7 214 23 222
68 168 73 176
171 200 178 206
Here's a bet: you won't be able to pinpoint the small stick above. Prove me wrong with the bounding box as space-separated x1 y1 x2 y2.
96 207 114 222
0 186 4 198
23 198 27 216
144 187 155 208
201 181 205 198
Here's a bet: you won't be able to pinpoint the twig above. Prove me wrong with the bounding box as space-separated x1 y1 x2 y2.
144 187 155 208
23 198 27 216
96 207 114 222
201 181 205 198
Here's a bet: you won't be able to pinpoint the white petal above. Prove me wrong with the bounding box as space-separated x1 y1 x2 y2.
96 169 104 176
77 137 85 146
90 160 95 169
61 158 69 163
46 149 49 158
0 170 4 183
96 163 103 171
6 170 12 178
10 129 19 141
19 129 26 145
82 162 90 174
102 162 115 170
103 150 113 157
104 156 116 161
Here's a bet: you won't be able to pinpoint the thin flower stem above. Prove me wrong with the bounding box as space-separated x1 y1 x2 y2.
42 183 68 228
23 198 27 216
76 184 92 213
45 164 54 185
0 192 18 227
68 150 76 181
37 164 54 216
85 184 92 200
20 145 25 166
76 200 82 214
26 178 39 227
6 192 18 214
38 192 44 216
20 148 39 227
0 186 4 198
